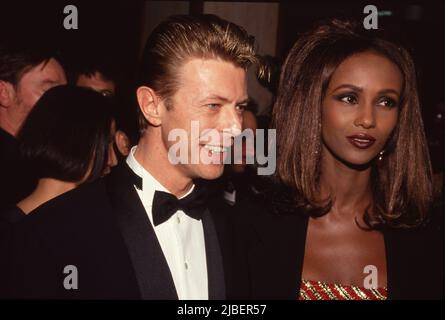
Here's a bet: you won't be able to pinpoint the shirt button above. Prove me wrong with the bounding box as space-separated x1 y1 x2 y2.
184 262 188 270
177 216 181 224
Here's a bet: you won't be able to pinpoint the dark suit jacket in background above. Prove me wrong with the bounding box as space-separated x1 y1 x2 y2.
0 127 37 212
5 163 227 299
0 127 37 298
227 189 444 300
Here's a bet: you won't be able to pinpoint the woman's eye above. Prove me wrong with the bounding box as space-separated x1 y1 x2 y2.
337 94 357 104
377 97 397 108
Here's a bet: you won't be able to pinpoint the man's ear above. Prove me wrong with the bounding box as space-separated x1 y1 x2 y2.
0 80 16 108
136 86 163 127
115 130 131 157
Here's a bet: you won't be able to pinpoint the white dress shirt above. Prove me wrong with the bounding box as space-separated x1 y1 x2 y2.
126 146 208 300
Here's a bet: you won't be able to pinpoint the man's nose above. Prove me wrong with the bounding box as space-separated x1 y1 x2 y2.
219 106 242 137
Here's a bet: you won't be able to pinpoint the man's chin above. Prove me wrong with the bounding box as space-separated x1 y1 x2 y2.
196 164 225 180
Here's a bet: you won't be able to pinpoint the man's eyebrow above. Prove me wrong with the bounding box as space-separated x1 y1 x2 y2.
199 94 250 104
237 97 250 105
40 79 61 86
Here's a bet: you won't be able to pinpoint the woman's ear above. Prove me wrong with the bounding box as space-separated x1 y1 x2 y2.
115 129 131 157
136 86 162 127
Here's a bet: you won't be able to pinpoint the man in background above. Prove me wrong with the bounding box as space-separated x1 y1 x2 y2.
0 40 66 210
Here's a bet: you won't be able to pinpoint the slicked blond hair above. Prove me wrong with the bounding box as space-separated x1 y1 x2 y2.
137 14 258 131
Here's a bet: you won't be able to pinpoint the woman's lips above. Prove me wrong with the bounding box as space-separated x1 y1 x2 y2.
346 133 376 149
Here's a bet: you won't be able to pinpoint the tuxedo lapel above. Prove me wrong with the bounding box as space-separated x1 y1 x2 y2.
106 163 178 300
247 209 308 299
383 228 423 300
383 229 396 299
202 208 226 300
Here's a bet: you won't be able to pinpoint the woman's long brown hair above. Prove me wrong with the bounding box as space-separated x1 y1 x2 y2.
272 19 433 229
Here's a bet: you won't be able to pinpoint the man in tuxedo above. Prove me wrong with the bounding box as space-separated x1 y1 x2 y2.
0 41 67 211
7 14 257 299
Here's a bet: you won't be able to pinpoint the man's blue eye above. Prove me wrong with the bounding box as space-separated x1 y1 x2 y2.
207 104 219 109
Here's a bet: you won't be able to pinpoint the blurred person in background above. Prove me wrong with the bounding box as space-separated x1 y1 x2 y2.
0 40 66 210
0 85 114 297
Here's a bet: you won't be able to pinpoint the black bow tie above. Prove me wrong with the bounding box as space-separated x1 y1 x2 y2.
151 186 208 226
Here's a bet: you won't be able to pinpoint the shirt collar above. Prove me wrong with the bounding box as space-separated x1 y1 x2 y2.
126 146 195 207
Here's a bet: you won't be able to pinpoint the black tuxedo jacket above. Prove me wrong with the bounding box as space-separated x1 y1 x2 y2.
227 191 444 300
6 163 227 299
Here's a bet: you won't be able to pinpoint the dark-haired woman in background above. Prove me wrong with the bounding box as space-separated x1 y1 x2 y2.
0 86 113 297
12 86 113 216
229 20 443 300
